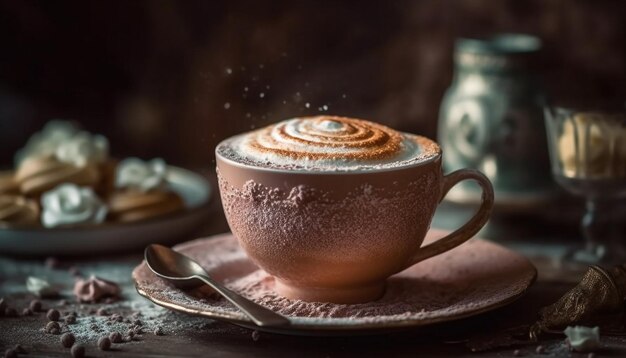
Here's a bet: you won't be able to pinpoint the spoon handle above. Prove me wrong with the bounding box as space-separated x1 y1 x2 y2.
194 274 290 327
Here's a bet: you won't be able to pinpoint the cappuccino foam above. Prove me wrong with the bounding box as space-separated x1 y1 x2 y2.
217 116 440 171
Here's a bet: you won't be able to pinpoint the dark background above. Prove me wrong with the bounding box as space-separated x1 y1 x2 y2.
0 0 624 169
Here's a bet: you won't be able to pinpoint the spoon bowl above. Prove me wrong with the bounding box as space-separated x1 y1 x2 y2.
144 244 207 289
144 244 290 327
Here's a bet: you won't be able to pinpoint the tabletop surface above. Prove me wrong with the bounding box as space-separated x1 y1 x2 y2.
1 200 624 357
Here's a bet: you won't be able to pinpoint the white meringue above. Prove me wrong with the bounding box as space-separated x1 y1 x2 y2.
41 184 107 228
15 120 79 165
115 158 167 192
26 276 59 298
564 326 600 352
55 131 109 168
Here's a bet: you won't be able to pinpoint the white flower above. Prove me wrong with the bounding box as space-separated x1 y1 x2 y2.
564 326 600 352
15 120 79 164
55 131 109 167
41 184 108 228
115 158 167 192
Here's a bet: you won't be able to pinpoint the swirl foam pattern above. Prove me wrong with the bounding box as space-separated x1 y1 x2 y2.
222 116 439 171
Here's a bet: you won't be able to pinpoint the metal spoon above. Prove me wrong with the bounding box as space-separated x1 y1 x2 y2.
144 244 290 327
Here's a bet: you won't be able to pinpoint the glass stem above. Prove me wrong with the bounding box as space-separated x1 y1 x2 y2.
581 198 612 259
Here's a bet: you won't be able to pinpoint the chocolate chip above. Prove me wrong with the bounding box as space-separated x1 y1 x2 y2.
45 257 61 269
98 337 111 351
29 299 42 312
109 331 122 343
70 344 85 358
96 307 109 316
61 333 75 348
251 330 260 342
47 308 60 321
4 307 17 317
22 308 32 316
154 326 164 336
3 349 16 358
0 298 6 316
13 345 26 354
65 315 76 324
46 321 61 334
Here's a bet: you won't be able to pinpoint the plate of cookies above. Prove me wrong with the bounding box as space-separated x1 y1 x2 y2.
0 121 212 256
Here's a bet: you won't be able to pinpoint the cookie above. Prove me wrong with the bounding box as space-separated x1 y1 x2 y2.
0 195 40 226
107 189 184 222
15 156 100 196
0 171 19 195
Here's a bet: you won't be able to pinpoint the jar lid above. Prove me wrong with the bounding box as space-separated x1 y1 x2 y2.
454 34 541 71
456 34 541 55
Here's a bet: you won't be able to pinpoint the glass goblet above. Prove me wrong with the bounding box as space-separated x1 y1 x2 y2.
544 106 626 263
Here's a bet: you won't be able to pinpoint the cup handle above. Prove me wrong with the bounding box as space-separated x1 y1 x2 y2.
407 169 494 266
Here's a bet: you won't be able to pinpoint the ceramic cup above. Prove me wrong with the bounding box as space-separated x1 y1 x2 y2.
216 136 494 304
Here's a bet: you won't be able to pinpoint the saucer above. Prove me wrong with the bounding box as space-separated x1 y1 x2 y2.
133 230 536 335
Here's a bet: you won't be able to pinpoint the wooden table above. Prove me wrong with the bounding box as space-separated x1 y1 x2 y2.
1 204 624 357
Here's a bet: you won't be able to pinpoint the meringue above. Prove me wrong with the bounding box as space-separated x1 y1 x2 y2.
26 276 59 298
115 158 167 192
55 131 109 168
15 120 79 165
564 326 600 352
73 275 121 303
40 184 107 228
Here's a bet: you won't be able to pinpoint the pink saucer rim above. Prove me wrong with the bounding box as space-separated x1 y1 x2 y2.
132 231 537 333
